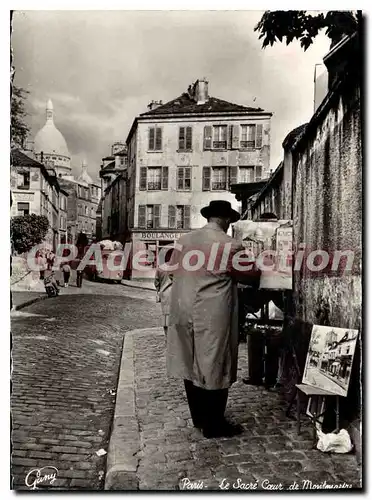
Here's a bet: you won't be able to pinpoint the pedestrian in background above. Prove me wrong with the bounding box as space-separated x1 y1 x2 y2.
154 247 174 339
62 262 71 287
37 251 47 280
76 269 83 288
167 200 261 439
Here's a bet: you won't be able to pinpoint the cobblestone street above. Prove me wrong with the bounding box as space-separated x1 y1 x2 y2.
133 330 361 491
11 281 160 490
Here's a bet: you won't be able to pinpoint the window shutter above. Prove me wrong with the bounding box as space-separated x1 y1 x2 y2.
178 127 185 150
184 205 191 229
203 126 212 150
227 125 233 149
186 127 192 150
256 124 263 148
155 127 162 150
161 166 168 190
138 205 146 228
149 128 155 150
168 205 176 228
229 166 238 186
179 127 185 150
139 167 147 190
255 165 262 181
232 125 240 149
185 167 192 190
177 167 182 190
154 205 161 228
202 166 211 191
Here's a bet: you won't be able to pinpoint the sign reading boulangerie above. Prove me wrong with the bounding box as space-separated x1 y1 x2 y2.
233 220 293 290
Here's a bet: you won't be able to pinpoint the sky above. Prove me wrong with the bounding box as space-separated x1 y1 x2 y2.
11 10 331 180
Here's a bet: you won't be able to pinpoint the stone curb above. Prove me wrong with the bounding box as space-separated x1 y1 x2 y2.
105 327 162 490
121 280 155 291
13 294 48 311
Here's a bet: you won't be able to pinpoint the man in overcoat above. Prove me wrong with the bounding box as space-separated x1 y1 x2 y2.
166 200 260 438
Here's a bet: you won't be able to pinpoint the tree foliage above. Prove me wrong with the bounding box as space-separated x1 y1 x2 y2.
255 11 360 51
11 86 30 148
11 214 49 254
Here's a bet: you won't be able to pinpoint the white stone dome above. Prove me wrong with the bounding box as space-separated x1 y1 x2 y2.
34 99 70 158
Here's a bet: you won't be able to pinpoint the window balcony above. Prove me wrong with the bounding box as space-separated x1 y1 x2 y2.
240 141 255 149
213 141 227 149
146 220 154 229
212 182 227 190
147 182 161 191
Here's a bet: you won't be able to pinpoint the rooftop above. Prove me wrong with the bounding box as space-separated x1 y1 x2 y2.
141 93 267 117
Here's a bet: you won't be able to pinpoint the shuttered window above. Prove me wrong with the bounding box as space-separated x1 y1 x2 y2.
138 205 146 228
177 167 191 190
184 205 191 229
229 166 238 186
161 166 168 190
231 125 240 149
139 167 147 190
212 167 227 190
168 205 176 228
213 126 228 149
153 205 161 228
148 127 162 151
255 165 263 181
202 166 211 191
256 124 263 148
241 124 264 149
179 127 193 151
203 126 212 150
239 166 255 183
171 205 191 229
147 167 161 190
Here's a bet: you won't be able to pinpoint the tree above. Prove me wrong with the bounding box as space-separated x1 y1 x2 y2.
11 214 49 254
255 10 360 52
11 86 30 148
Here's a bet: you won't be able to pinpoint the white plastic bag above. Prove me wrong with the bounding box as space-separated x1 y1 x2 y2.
316 428 353 453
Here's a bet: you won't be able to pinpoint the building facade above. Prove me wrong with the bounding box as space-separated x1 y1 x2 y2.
126 79 272 279
10 149 64 251
59 161 101 243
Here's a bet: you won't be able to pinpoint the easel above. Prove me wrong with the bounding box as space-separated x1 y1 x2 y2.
295 384 340 448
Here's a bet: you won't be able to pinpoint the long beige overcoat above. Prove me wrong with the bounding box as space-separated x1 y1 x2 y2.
166 222 246 390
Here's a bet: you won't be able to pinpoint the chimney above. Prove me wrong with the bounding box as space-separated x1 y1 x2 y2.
147 100 163 111
195 78 208 105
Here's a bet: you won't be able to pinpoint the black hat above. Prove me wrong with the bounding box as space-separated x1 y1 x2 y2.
201 200 240 223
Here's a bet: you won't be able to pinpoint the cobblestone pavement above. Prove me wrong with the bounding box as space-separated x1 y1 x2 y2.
134 330 362 491
11 281 160 491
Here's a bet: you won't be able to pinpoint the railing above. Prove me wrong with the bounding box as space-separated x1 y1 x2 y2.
213 141 227 149
146 221 154 229
17 184 30 190
212 181 227 190
240 141 255 149
147 182 161 190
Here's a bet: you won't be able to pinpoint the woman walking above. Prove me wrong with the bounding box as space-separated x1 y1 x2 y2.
154 247 174 338
62 262 71 287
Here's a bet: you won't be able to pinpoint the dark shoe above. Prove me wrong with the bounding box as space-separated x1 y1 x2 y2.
203 421 244 439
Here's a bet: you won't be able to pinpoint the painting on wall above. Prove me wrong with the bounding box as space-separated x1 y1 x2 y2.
233 220 293 289
302 325 359 397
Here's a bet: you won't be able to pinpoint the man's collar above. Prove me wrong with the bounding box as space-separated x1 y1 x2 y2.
204 221 226 233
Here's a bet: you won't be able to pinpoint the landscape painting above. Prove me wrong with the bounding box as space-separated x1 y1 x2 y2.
233 220 293 289
302 325 359 397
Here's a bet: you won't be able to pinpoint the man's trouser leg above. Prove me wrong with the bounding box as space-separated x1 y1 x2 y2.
202 387 228 434
248 332 265 383
184 380 203 428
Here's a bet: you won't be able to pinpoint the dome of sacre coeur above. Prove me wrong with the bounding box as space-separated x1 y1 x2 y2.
34 99 70 157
